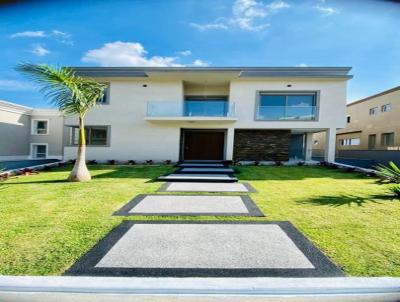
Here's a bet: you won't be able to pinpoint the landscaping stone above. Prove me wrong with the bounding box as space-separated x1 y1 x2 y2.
114 194 264 216
158 182 256 192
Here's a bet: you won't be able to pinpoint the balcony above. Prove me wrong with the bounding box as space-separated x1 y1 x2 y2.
256 106 318 121
145 101 237 122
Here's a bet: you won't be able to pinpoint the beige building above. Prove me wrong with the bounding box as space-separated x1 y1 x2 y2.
313 86 400 165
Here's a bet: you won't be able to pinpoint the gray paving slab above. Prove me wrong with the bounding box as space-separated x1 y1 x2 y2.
65 221 345 277
158 182 256 192
158 173 237 182
113 194 264 216
179 167 236 174
96 224 314 269
178 163 225 168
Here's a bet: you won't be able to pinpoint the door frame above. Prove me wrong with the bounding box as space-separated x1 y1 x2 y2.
179 129 227 162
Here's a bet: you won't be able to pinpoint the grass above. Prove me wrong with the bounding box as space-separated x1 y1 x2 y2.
0 164 399 276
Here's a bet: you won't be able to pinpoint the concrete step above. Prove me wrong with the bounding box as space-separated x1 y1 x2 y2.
158 173 238 182
178 163 226 168
177 167 236 174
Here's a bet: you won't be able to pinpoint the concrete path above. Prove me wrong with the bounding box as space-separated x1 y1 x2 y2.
159 181 256 192
158 173 238 182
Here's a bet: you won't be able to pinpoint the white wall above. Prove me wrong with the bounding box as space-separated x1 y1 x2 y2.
63 77 348 162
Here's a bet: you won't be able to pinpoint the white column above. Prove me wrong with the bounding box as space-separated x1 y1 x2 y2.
225 127 235 161
304 132 313 161
324 128 336 163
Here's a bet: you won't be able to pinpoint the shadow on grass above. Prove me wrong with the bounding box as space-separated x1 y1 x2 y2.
236 166 370 181
297 194 394 207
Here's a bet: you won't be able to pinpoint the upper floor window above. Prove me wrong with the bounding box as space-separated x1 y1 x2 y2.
381 104 391 112
70 126 109 146
256 92 317 121
97 83 109 104
369 107 378 115
32 119 48 135
339 138 360 146
346 115 351 123
381 132 394 147
184 96 229 117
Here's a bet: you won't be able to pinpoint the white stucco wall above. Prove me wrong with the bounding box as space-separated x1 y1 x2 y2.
63 77 348 162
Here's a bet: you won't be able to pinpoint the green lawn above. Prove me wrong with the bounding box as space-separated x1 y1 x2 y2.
0 164 399 276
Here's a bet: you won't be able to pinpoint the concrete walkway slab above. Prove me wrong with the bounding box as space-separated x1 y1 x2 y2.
158 182 256 193
66 221 344 277
178 167 236 174
113 194 264 217
178 163 226 168
158 174 238 182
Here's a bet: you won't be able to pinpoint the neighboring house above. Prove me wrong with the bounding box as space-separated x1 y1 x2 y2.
1 67 353 163
0 100 63 160
313 85 400 166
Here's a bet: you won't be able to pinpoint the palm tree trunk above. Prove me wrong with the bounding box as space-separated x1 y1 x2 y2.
68 115 91 182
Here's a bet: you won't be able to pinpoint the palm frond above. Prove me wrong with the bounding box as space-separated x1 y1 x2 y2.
375 161 400 183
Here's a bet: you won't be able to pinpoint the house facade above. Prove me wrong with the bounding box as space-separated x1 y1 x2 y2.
0 100 63 161
1 67 352 163
313 85 400 165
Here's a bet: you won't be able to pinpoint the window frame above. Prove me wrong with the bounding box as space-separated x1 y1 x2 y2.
368 134 376 149
381 132 395 147
31 119 49 135
255 91 320 121
381 104 391 112
30 143 48 159
369 107 378 115
69 125 110 147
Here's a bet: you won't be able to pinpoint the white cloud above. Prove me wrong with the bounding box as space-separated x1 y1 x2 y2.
192 59 209 67
191 0 289 32
177 50 192 56
10 31 46 38
190 22 228 31
31 45 50 57
0 80 35 91
10 29 73 45
81 41 185 67
298 63 308 67
314 4 339 15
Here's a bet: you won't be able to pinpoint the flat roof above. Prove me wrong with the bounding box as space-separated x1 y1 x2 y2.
348 85 400 107
71 66 353 79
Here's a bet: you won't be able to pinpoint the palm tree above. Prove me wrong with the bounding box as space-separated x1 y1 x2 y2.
17 63 105 182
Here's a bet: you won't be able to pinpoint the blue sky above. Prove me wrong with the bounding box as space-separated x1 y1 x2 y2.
0 0 399 108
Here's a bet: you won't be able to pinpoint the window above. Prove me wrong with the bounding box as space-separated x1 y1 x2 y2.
346 115 351 123
368 134 376 149
381 132 395 147
339 138 360 146
184 96 228 117
314 140 319 145
381 104 391 112
257 93 317 120
31 144 47 158
32 120 48 135
369 107 378 115
97 83 109 104
70 126 109 146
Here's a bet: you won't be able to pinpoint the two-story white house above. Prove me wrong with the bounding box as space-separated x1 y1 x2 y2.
1 67 352 163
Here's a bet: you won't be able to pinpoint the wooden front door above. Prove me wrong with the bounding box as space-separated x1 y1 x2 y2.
182 130 225 161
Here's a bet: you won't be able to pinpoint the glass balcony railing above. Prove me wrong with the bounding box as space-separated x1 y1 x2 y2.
147 101 236 117
256 106 318 121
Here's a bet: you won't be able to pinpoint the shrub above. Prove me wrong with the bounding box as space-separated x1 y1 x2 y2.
68 159 76 164
107 160 116 165
164 160 171 165
389 185 400 198
297 161 305 166
345 167 356 172
128 160 136 165
146 160 153 165
42 165 52 171
274 160 283 166
87 160 98 165
253 161 260 166
375 161 400 183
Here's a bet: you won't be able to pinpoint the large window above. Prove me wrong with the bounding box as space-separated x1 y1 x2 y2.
32 119 48 135
381 132 394 147
31 144 47 158
381 104 391 112
184 96 228 117
70 126 109 146
339 138 360 146
257 93 317 120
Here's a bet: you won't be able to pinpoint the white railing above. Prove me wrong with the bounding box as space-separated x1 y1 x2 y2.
147 101 236 117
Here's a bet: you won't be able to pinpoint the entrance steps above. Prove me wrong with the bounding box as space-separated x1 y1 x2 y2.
177 167 236 174
158 173 238 183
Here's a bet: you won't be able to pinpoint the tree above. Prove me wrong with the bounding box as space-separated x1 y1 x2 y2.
17 63 105 182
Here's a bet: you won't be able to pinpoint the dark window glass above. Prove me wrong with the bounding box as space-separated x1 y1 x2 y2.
97 84 109 104
259 95 286 107
347 116 351 123
368 134 376 149
381 133 394 146
71 126 108 146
